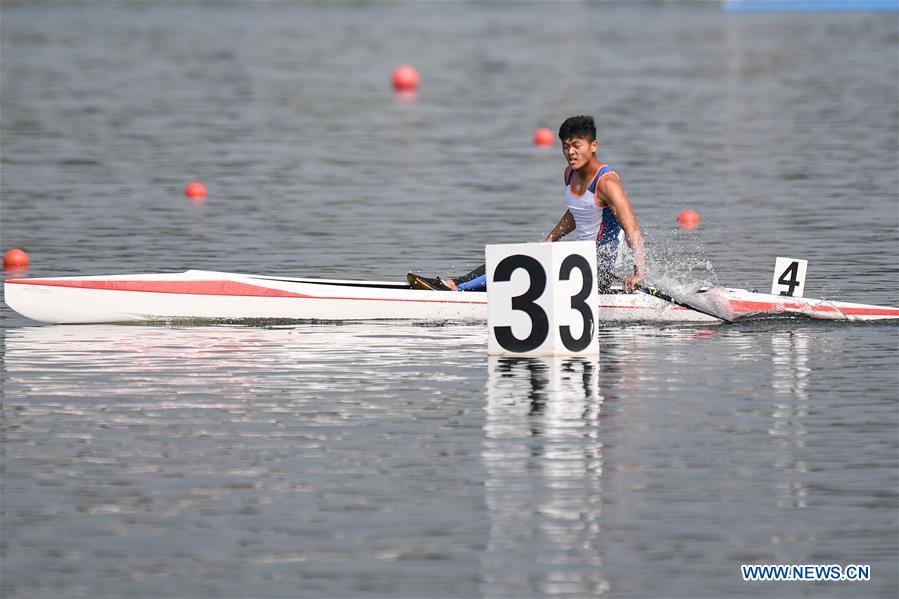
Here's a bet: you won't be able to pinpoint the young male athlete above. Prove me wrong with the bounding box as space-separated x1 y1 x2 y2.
408 115 645 293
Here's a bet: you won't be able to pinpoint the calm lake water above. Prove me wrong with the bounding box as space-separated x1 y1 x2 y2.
1 1 897 598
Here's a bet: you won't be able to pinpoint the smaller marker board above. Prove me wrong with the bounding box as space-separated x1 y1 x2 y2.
771 257 808 298
486 241 599 357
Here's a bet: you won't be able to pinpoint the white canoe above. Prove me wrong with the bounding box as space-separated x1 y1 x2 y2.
4 269 899 324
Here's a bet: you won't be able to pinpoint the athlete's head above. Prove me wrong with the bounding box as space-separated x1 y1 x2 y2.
558 115 596 143
559 115 598 170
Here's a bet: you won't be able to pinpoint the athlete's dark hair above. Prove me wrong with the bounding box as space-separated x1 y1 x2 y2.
558 115 596 142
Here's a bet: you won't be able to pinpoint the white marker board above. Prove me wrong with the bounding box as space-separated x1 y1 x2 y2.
486 241 599 357
771 257 808 297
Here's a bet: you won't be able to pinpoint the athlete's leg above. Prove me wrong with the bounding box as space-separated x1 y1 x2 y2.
407 264 487 292
449 264 486 291
453 264 486 284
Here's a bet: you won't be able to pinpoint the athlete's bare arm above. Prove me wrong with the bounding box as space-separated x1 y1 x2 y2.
597 175 645 292
544 209 576 242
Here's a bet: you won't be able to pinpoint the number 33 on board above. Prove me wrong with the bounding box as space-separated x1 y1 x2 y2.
486 241 599 357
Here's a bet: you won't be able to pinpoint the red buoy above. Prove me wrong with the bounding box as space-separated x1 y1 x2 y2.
3 248 29 269
677 209 701 230
392 65 420 92
185 182 207 200
533 128 554 147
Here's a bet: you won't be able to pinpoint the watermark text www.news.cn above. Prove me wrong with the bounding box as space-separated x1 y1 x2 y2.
741 564 870 582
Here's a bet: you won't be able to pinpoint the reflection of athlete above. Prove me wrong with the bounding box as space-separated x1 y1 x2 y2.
408 115 645 293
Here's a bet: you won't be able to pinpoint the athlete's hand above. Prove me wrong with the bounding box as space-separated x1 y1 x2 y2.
622 272 643 293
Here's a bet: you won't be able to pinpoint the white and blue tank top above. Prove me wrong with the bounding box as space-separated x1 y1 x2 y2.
564 165 626 270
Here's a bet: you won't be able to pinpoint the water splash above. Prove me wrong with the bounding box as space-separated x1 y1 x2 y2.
639 231 736 321
641 230 720 291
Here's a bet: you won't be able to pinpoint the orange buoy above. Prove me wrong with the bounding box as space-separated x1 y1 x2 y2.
185 182 207 200
392 65 420 92
677 209 701 230
533 127 554 147
3 248 29 269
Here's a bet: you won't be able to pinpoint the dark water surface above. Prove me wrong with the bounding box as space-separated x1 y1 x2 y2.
2 2 897 598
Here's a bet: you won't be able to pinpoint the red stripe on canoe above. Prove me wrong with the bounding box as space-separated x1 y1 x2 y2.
597 304 691 311
4 279 488 306
6 279 312 298
729 300 899 317
600 300 899 317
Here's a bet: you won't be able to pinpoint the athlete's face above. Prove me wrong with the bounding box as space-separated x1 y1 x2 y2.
562 136 597 170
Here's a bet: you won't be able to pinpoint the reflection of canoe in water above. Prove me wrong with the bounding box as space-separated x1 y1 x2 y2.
5 269 899 324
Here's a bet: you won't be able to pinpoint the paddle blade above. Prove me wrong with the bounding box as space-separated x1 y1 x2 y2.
638 278 736 323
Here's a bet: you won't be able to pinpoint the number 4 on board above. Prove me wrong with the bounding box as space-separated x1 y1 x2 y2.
771 257 808 297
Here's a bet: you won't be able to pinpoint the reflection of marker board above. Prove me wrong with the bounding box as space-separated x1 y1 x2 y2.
485 356 600 423
482 355 603 595
486 241 599 357
771 257 808 298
